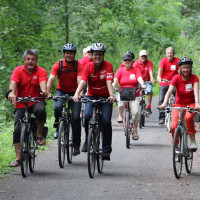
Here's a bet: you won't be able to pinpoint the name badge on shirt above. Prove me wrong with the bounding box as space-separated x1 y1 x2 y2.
171 65 176 70
185 84 192 92
130 74 136 80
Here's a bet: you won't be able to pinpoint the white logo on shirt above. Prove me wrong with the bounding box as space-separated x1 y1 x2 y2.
32 76 38 79
171 65 176 70
185 84 193 92
100 74 106 79
130 74 136 80
107 73 113 79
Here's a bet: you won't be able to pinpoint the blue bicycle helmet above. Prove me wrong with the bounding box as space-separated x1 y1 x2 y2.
62 43 77 53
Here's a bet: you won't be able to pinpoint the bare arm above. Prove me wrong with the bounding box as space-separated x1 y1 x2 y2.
47 74 56 97
194 82 200 109
106 80 115 102
137 77 147 89
8 81 17 104
39 81 47 97
73 80 87 102
149 70 155 84
159 85 174 109
77 76 81 85
112 78 119 88
157 68 163 83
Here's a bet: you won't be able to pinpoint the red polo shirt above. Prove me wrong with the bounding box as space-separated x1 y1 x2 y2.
159 57 179 86
81 61 113 97
133 59 153 81
115 66 142 97
10 65 47 108
50 59 83 93
79 56 93 67
171 74 199 105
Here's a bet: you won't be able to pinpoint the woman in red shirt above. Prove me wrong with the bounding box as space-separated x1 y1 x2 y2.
113 53 146 140
159 57 200 150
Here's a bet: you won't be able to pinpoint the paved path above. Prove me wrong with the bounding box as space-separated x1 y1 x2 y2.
1 97 200 200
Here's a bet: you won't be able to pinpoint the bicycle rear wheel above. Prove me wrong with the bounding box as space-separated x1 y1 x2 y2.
20 125 29 177
165 112 172 133
139 103 143 129
142 102 146 127
29 127 36 172
173 128 183 179
66 120 73 163
81 104 85 127
125 111 130 149
87 127 96 178
58 121 66 168
123 110 126 136
97 128 104 173
185 134 193 174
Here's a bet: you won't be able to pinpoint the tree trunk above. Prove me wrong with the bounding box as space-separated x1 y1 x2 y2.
64 0 69 43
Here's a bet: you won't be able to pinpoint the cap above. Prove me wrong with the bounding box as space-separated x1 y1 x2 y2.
139 50 147 57
123 53 133 61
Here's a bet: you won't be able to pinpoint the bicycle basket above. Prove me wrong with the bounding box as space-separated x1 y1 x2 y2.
118 87 136 101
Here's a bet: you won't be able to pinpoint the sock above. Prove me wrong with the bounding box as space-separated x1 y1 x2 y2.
147 105 151 109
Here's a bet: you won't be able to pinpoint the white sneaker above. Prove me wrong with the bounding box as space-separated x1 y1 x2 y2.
190 141 197 150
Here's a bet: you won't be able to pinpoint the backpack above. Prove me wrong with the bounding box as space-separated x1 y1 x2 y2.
58 59 78 78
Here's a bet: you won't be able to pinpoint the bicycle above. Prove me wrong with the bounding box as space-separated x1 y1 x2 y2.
81 97 109 178
50 94 73 168
6 90 46 177
165 106 198 179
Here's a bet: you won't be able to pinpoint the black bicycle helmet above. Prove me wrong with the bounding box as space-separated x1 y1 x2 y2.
62 43 77 53
126 51 135 59
178 57 193 67
90 43 106 52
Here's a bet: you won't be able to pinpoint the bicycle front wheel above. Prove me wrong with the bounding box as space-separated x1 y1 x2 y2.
173 128 183 179
66 120 73 164
29 127 36 172
87 127 96 178
20 125 29 177
139 103 143 129
58 121 66 168
125 111 130 149
185 134 193 174
97 128 104 173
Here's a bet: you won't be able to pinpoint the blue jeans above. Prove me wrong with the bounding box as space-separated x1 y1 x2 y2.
84 96 113 153
54 89 81 148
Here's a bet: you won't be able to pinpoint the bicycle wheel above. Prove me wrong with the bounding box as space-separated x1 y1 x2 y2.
66 120 73 163
87 127 96 178
173 128 183 179
97 128 104 173
20 125 29 177
81 104 85 127
139 103 143 129
185 134 193 174
29 127 36 172
165 112 172 133
125 111 130 149
123 110 126 136
58 121 66 168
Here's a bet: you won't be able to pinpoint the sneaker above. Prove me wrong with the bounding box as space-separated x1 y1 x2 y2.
159 119 165 125
190 141 197 151
81 142 87 152
54 131 58 139
73 148 80 156
102 153 110 161
117 117 123 123
146 108 152 115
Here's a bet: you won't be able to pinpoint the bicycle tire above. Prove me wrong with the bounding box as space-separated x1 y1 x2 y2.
139 103 143 129
97 128 104 173
142 102 146 127
20 125 29 177
123 110 126 136
87 127 96 178
29 127 36 172
66 120 73 164
173 128 183 179
81 109 85 127
58 121 66 168
185 134 193 174
125 111 130 149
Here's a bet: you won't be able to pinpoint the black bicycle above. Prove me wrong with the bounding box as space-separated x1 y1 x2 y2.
6 90 45 177
81 97 109 178
165 106 198 179
50 94 73 168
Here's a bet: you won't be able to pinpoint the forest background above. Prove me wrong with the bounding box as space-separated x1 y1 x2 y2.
0 0 200 175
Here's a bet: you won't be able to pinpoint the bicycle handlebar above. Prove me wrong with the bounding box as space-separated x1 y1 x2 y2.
80 98 110 104
49 94 73 101
165 106 199 113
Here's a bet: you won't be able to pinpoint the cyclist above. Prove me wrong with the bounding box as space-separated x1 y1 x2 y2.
159 57 200 150
112 53 146 140
79 46 93 67
47 43 83 156
73 43 115 160
8 49 47 167
133 50 155 115
157 47 179 125
116 51 135 122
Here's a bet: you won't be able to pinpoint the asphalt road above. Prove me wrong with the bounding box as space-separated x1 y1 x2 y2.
1 97 200 200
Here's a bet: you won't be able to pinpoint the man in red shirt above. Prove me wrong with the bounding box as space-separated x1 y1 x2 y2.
157 47 179 124
133 50 155 115
8 49 48 167
73 43 115 160
47 43 83 156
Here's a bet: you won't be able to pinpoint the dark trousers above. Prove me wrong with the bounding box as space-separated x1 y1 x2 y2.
54 89 81 149
84 96 113 153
